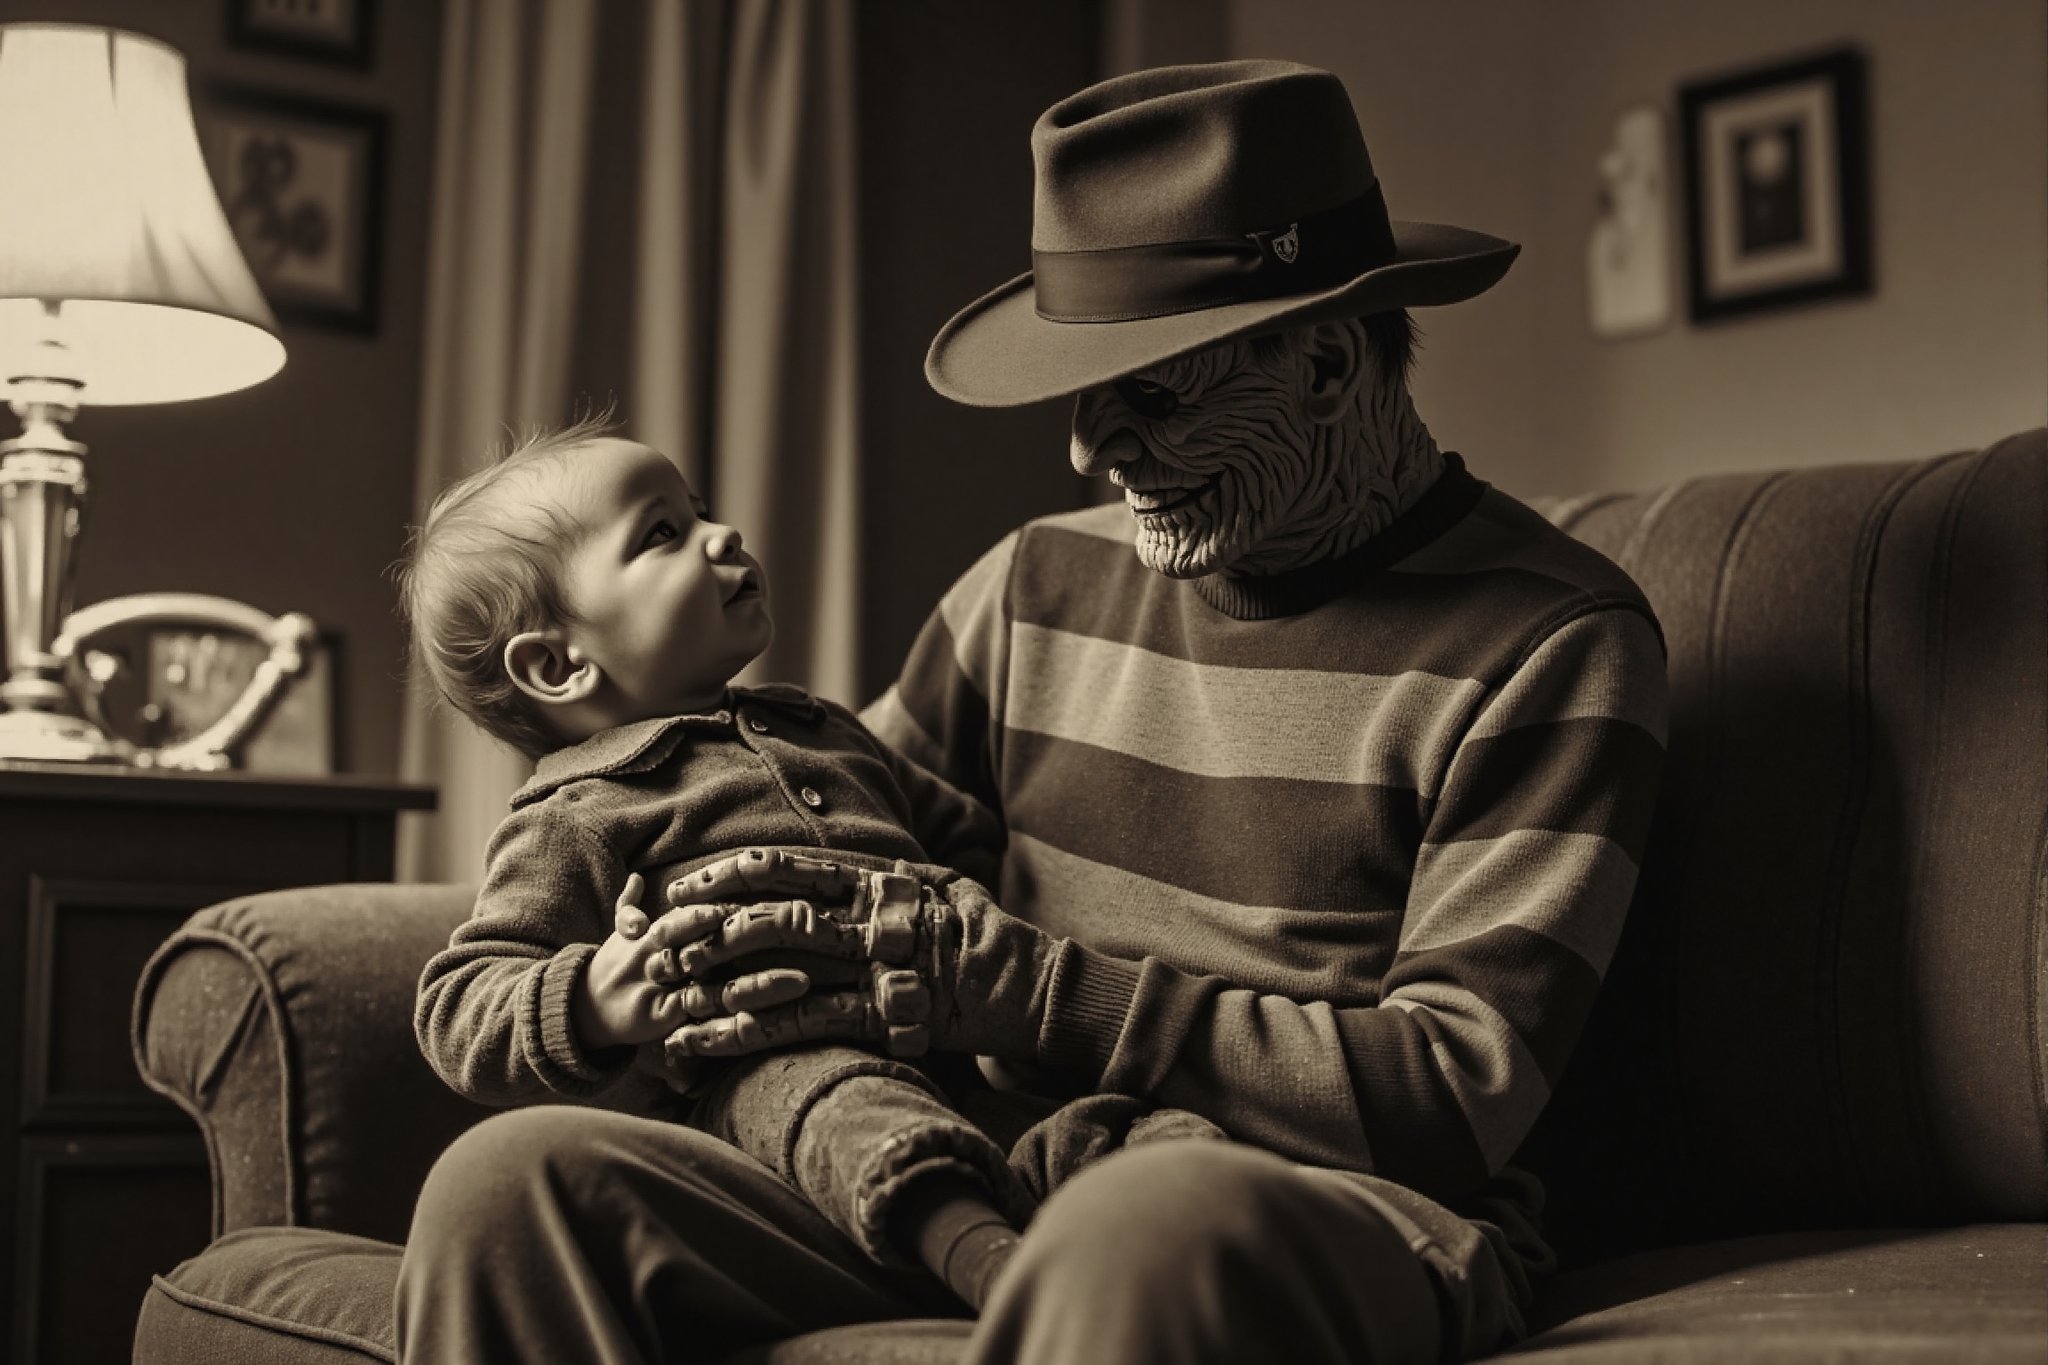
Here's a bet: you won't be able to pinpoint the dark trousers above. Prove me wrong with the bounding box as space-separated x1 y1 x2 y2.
394 1105 1464 1364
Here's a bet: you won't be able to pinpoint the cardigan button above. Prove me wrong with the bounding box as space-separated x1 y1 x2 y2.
748 718 770 733
799 786 824 809
712 709 732 725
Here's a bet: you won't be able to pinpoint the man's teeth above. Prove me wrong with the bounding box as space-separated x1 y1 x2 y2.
1126 481 1209 513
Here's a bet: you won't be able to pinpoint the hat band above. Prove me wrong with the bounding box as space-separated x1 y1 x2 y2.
1031 184 1396 324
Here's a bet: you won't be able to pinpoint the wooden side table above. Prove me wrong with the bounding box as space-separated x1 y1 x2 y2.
0 763 434 1365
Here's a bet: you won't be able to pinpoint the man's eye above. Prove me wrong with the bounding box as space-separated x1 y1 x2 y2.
1114 377 1180 420
640 519 679 551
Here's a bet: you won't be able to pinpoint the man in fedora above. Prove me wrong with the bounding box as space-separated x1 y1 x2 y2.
396 61 1668 1365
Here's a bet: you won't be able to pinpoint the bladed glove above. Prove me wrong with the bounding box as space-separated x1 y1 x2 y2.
637 848 1059 1075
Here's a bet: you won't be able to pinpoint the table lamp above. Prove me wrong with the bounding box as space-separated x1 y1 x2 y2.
0 23 293 764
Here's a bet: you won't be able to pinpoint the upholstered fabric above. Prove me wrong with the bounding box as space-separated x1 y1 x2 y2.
137 1227 401 1363
131 433 2048 1362
739 1321 975 1365
1508 1224 2048 1362
1520 431 2048 1263
133 883 483 1242
141 1222 2045 1365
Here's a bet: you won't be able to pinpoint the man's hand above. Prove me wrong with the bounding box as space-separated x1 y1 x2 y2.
640 849 1060 1077
572 873 810 1053
667 959 932 1059
650 850 925 976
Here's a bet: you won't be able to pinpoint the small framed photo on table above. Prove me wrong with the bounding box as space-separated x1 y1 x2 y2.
226 0 375 68
1679 48 1872 323
198 86 387 334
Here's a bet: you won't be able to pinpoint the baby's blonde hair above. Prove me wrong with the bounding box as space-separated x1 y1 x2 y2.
394 410 618 759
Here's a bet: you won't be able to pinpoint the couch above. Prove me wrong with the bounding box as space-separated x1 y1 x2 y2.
131 430 2048 1363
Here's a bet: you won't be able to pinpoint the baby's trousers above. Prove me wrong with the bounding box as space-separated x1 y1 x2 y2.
394 1104 1522 1365
687 1043 1029 1263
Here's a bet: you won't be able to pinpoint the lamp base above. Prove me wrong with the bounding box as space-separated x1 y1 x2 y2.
0 708 126 763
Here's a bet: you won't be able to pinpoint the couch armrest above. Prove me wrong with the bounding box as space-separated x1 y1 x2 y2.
132 882 487 1246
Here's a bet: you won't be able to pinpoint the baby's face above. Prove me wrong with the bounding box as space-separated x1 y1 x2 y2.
553 439 772 722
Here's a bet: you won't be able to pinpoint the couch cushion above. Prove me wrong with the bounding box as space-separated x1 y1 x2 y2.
137 1224 973 1365
136 1226 401 1364
736 1320 974 1364
135 1220 2046 1365
1503 1223 2048 1362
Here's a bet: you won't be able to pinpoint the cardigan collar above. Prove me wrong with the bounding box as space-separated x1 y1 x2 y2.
512 683 824 807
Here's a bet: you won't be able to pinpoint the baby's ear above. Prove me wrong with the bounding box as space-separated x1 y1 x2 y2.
504 631 599 709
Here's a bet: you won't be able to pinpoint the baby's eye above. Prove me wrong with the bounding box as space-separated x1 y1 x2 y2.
640 519 679 551
1114 376 1180 420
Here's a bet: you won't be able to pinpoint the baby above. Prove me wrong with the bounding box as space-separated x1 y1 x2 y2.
397 416 1030 1309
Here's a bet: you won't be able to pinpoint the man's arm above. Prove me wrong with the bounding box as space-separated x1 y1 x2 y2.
860 530 1018 819
1041 608 1666 1195
840 696 1007 889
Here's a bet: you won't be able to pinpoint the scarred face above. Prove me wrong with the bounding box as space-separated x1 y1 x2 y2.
1070 335 1314 579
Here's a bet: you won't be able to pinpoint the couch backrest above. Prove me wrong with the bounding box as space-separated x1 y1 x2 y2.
1520 428 2048 1265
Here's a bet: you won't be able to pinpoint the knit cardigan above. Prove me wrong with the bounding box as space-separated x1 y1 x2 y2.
862 455 1669 1200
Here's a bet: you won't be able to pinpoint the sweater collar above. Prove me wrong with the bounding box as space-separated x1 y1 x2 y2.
1191 452 1485 621
512 683 824 807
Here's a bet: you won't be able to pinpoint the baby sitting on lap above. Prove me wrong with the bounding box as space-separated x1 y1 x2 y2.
397 415 1035 1308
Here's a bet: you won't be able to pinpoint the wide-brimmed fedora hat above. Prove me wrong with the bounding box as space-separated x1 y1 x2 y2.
926 60 1520 408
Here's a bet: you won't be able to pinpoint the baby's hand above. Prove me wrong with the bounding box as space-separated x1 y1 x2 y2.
615 871 653 940
573 874 810 1052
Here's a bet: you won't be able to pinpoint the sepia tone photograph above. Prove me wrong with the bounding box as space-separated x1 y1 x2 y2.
0 2 2043 1364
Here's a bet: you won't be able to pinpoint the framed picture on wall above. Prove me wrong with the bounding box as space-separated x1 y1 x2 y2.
1678 47 1872 323
198 86 387 334
226 0 375 69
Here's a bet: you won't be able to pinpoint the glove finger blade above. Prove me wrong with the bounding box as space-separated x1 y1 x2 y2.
721 968 811 1014
665 848 864 906
680 901 865 974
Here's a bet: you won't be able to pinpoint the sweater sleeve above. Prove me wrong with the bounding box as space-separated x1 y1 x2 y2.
868 528 1667 1197
860 530 1017 819
879 740 1007 890
414 797 641 1104
1045 606 1669 1196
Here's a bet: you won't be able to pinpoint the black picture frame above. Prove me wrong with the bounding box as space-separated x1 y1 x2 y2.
197 85 387 335
1679 47 1873 323
225 0 375 69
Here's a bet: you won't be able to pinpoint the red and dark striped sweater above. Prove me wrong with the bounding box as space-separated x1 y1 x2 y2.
863 454 1669 1199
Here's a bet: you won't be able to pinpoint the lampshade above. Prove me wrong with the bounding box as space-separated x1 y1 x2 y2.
0 24 284 405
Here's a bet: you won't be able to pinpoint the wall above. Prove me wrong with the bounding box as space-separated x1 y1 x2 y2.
1221 3 1560 491
1227 1 2048 497
10 0 441 774
853 0 1101 701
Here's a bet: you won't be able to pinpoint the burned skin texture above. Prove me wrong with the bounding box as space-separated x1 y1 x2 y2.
1071 319 1445 579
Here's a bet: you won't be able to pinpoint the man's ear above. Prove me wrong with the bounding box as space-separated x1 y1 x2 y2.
504 631 600 710
1302 322 1366 425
